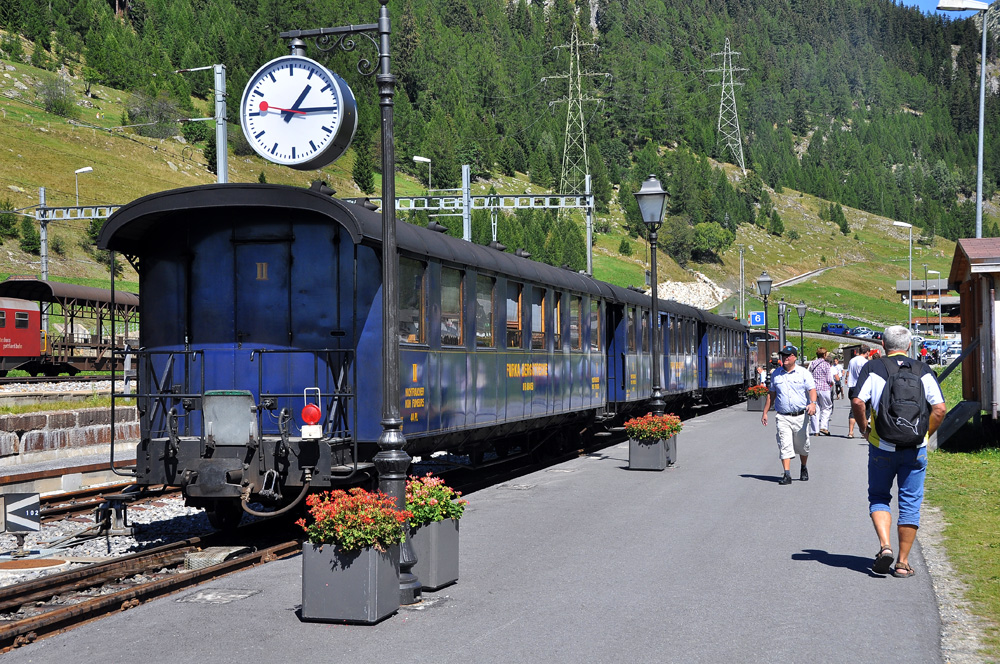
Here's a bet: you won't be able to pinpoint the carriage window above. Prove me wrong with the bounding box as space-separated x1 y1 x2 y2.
689 322 696 354
399 258 426 343
0 311 5 328
641 310 650 353
570 296 581 350
553 292 562 349
476 275 494 348
531 287 545 350
506 282 522 348
589 299 601 351
627 307 636 352
14 312 28 329
441 268 463 345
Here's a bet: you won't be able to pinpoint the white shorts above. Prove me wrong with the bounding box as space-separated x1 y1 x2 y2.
776 412 810 460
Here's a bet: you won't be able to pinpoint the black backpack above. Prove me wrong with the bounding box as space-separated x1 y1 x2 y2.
874 356 930 447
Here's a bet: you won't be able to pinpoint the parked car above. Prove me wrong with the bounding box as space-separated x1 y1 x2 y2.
849 326 873 337
748 330 778 343
821 323 849 334
871 331 884 341
911 335 925 347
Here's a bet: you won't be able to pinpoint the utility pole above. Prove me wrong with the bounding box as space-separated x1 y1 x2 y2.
38 188 49 334
738 243 745 322
708 38 748 175
176 64 228 183
544 14 609 275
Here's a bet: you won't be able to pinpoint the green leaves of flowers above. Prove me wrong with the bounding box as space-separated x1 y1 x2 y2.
623 413 683 442
405 473 468 528
296 488 412 553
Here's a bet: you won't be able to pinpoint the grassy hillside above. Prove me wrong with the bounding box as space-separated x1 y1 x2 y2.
0 46 957 335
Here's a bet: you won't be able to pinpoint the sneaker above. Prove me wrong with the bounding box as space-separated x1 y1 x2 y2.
800 467 809 481
778 474 792 485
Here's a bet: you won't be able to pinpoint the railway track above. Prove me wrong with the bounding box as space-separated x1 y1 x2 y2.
0 375 118 388
0 520 300 652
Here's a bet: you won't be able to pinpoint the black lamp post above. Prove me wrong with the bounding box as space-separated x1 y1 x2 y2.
795 300 807 353
777 297 787 350
757 271 773 381
280 0 420 605
634 175 668 416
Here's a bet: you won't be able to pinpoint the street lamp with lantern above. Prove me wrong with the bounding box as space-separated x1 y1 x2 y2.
937 0 991 238
633 175 667 416
757 271 773 379
893 220 913 334
928 269 942 338
795 300 807 352
413 155 431 191
74 166 93 206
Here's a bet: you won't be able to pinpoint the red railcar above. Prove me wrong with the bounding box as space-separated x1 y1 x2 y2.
0 297 42 375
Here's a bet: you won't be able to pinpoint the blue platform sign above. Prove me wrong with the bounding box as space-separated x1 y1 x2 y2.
749 311 765 326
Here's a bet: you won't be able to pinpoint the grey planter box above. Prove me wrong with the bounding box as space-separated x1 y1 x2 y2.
301 543 400 624
747 396 767 411
409 518 459 591
629 436 676 470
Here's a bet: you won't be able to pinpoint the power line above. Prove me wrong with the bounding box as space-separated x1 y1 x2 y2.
707 37 748 175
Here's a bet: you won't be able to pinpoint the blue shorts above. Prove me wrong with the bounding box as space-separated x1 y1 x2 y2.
868 444 928 527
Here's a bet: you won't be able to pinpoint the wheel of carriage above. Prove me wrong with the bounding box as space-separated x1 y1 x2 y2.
206 500 243 530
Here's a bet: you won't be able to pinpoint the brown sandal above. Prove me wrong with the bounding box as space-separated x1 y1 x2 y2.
873 546 895 574
893 563 915 578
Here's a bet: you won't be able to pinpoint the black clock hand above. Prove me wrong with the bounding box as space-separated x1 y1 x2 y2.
293 106 339 113
283 85 311 123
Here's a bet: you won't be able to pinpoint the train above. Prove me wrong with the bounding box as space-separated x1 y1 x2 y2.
0 279 139 377
98 183 751 527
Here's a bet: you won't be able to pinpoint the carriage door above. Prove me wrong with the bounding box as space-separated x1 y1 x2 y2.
234 240 292 384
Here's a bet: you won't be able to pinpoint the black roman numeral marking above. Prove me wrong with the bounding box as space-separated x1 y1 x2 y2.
309 140 317 151
253 89 264 97
271 143 278 154
255 130 265 139
320 84 331 92
322 126 332 133
291 147 296 159
269 72 276 83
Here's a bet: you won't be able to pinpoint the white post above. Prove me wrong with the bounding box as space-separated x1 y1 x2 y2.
462 164 471 241
214 64 228 183
585 174 593 275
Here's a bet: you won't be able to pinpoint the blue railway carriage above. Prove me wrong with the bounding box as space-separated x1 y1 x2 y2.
98 183 749 525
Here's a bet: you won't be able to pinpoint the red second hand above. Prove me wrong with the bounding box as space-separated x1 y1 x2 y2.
259 101 305 114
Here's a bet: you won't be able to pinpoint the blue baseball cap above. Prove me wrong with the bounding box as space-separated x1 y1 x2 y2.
779 344 798 357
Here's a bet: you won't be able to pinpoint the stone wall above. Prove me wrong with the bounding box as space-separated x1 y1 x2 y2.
0 407 139 460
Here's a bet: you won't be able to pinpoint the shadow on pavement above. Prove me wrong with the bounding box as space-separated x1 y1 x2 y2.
740 473 785 483
792 548 884 577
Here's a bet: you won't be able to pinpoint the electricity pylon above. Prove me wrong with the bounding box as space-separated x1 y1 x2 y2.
708 38 748 175
544 18 609 197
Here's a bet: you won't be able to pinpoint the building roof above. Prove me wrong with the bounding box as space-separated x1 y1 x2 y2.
912 316 961 324
949 238 1000 287
894 279 950 293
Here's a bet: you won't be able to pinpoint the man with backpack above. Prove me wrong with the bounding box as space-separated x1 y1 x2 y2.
851 326 946 578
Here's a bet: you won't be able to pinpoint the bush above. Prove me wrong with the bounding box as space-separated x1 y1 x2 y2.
126 91 178 139
618 238 633 256
19 218 40 254
37 75 78 119
181 120 210 143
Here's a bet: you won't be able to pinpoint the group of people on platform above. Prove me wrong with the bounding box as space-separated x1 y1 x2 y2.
756 327 946 581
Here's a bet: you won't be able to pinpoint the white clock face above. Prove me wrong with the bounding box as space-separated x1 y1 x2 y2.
240 55 357 171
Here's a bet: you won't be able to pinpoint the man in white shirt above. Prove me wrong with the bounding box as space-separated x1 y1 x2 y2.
845 348 874 438
851 326 946 578
761 345 818 485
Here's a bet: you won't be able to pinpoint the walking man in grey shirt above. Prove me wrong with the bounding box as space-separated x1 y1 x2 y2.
761 345 818 485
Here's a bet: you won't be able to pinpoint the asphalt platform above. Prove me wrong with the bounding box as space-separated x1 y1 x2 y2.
4 400 944 663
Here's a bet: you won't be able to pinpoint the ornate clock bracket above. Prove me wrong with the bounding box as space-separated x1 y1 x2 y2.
281 24 382 78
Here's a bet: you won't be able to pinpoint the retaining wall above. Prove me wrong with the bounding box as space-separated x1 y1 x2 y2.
0 407 139 464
